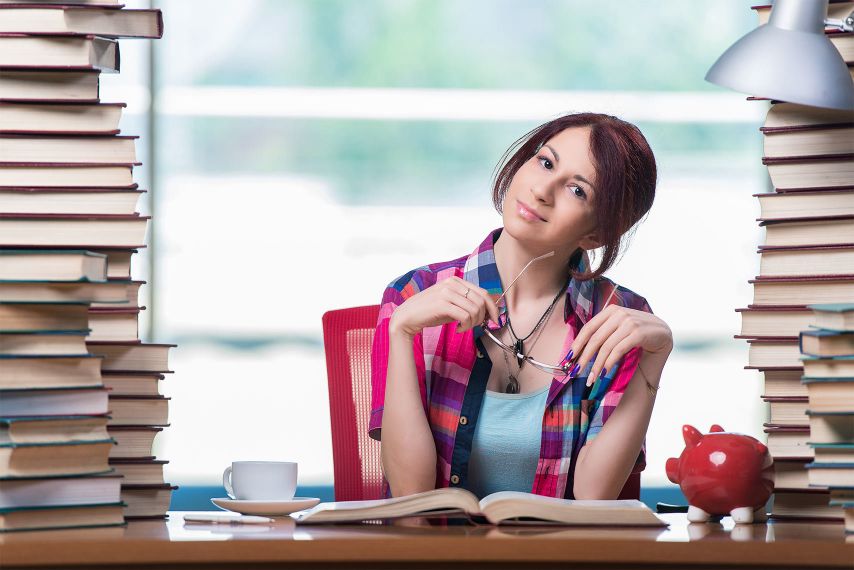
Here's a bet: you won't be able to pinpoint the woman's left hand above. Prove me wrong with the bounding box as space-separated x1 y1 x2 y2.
567 306 673 387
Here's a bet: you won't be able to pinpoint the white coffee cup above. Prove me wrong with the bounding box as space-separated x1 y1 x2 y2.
222 461 298 501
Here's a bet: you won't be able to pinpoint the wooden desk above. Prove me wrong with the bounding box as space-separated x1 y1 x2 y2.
0 512 851 569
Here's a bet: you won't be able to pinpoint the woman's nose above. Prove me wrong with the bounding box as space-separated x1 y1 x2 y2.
530 181 555 204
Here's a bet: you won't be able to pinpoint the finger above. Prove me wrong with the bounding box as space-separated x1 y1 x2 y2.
445 289 481 332
587 324 635 387
444 303 471 331
448 278 482 308
453 279 500 324
449 302 479 332
450 276 477 292
572 310 624 378
444 279 478 306
441 279 481 331
589 333 643 388
447 277 474 297
444 277 472 299
469 286 501 324
569 304 619 361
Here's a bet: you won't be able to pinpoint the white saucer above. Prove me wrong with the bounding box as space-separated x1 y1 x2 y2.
211 497 320 516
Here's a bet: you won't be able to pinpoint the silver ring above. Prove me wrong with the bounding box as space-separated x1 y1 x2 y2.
464 288 470 299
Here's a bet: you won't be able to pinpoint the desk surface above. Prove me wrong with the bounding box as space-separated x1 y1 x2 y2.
1 511 852 569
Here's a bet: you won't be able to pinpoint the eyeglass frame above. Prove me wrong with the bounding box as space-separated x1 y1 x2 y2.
475 250 619 380
479 324 573 379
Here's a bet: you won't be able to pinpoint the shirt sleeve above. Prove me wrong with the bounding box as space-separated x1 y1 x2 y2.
583 298 655 475
368 276 429 442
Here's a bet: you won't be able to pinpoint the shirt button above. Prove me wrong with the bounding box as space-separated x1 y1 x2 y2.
450 474 460 485
459 416 468 425
476 348 484 359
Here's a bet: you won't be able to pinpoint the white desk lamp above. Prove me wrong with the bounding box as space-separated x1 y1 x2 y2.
705 0 854 110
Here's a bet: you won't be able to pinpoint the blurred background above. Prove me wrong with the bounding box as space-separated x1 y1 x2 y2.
105 0 769 508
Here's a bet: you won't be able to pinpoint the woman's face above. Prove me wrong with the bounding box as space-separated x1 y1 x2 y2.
502 126 601 254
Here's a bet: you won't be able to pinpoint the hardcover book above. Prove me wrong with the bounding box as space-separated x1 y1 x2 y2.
295 488 668 527
0 34 119 72
0 6 162 38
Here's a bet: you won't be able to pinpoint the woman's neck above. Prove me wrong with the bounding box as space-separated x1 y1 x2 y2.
493 228 578 310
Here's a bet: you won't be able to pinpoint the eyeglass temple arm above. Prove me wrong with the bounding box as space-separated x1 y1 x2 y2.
476 249 622 339
494 250 556 306
478 250 556 328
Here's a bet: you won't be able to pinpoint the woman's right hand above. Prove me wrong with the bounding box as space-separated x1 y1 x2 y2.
389 277 501 338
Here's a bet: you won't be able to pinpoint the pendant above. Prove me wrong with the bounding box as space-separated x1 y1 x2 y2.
514 338 525 368
506 375 519 394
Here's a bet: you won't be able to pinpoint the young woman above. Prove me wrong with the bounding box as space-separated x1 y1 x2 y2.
369 113 674 501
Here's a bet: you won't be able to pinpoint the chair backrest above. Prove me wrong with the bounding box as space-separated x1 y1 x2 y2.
321 304 640 501
322 305 384 501
619 469 641 501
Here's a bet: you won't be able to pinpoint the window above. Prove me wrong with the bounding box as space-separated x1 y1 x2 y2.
125 0 765 493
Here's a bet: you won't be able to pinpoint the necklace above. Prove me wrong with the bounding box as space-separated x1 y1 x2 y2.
501 275 569 393
505 274 569 368
502 298 558 394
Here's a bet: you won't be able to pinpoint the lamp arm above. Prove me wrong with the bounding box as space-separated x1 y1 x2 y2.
825 10 854 32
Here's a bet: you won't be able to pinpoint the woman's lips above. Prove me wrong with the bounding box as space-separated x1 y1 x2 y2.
516 200 546 222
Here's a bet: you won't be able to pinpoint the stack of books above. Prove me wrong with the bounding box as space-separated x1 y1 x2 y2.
0 250 125 532
0 3 169 530
736 2 854 523
92 338 175 519
801 304 854 533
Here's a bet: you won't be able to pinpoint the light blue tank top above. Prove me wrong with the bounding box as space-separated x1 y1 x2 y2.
465 385 549 499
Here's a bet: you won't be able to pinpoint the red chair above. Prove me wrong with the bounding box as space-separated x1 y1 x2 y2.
321 304 640 501
322 305 384 501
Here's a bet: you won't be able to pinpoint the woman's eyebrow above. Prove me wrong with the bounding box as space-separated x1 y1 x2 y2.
544 144 594 188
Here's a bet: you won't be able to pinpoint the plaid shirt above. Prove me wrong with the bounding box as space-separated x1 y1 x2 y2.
369 227 652 498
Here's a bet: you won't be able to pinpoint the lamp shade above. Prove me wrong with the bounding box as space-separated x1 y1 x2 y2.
705 0 854 110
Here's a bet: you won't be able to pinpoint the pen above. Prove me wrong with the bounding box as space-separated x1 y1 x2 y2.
183 514 274 525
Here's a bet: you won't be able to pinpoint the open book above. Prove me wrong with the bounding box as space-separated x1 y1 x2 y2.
294 488 668 526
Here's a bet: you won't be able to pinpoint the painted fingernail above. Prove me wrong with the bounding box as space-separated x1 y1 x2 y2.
571 363 581 376
599 368 606 379
567 348 574 360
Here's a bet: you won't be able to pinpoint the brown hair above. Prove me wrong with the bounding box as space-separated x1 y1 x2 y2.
491 112 657 281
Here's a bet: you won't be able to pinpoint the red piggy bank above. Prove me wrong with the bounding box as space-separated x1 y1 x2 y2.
666 424 774 524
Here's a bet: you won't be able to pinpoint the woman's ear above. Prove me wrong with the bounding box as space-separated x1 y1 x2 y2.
578 233 603 250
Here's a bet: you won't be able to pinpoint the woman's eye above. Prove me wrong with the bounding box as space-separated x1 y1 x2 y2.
537 155 587 199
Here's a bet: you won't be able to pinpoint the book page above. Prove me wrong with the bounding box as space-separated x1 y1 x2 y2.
295 487 481 524
478 492 667 527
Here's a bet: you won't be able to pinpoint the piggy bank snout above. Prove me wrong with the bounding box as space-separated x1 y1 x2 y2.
665 457 679 484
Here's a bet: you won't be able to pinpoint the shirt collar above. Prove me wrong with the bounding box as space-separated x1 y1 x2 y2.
464 227 595 336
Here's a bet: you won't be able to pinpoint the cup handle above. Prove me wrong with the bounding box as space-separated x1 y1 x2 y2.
223 466 234 499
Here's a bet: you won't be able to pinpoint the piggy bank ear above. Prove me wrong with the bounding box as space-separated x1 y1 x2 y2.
709 424 725 433
683 424 703 447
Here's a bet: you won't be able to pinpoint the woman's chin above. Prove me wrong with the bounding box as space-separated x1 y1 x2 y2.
505 214 546 237
502 218 552 250
503 216 579 256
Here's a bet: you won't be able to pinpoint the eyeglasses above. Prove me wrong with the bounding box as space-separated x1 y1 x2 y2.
480 325 573 379
479 250 618 380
